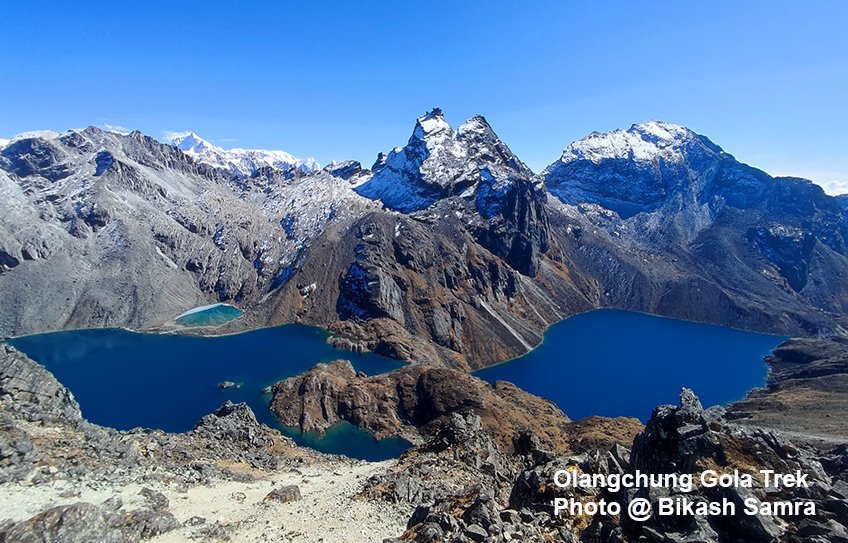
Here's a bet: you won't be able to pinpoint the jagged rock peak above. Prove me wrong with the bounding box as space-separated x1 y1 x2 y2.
410 110 498 141
458 114 494 136
407 108 466 162
459 114 535 178
355 108 537 212
413 107 453 139
556 120 725 166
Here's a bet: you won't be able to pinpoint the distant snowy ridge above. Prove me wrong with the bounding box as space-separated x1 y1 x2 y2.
168 131 319 177
0 138 9 148
7 130 62 143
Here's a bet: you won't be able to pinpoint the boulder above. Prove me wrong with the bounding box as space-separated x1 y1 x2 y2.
264 485 302 503
0 502 126 543
139 487 169 512
193 401 273 448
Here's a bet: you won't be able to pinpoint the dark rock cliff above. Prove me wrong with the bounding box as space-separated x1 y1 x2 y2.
0 343 81 425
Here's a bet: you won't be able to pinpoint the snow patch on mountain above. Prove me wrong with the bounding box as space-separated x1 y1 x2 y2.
551 121 715 167
0 138 9 148
10 130 62 142
168 131 319 177
102 125 131 136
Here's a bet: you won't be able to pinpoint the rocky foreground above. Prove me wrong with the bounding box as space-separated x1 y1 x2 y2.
0 343 409 542
2 338 848 542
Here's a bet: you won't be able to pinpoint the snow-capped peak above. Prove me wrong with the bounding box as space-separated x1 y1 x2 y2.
354 108 471 212
457 115 494 137
413 108 452 139
170 131 215 154
355 109 533 212
0 137 9 148
558 121 704 165
407 108 466 160
166 131 320 177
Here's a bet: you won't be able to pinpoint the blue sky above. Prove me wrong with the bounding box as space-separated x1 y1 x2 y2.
1 1 846 193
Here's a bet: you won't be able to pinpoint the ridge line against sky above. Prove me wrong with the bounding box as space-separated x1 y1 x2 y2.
0 1 846 195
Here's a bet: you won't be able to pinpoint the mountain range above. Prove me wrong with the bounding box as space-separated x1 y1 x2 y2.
168 131 320 177
1 109 846 368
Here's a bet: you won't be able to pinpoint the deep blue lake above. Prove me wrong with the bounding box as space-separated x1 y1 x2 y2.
8 309 786 460
9 324 409 461
475 309 785 421
475 309 786 421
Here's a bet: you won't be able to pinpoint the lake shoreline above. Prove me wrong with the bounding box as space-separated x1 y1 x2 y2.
7 323 407 460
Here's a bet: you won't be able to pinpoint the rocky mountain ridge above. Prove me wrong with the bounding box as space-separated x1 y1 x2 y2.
1 111 846 369
0 127 379 337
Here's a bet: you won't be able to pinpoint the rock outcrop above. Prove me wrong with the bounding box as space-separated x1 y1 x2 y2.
728 336 848 441
0 343 81 425
0 501 179 543
268 360 584 453
398 388 848 543
193 400 277 450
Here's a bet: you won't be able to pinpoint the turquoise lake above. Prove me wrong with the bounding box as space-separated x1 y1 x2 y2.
175 303 244 327
9 324 409 461
475 309 786 421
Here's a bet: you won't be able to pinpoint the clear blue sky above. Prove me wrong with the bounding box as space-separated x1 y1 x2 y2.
1 1 846 193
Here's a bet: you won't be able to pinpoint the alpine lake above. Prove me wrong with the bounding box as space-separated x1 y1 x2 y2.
8 308 785 461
